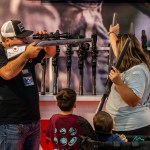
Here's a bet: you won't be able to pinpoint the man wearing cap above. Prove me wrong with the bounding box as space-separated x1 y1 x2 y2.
0 20 56 150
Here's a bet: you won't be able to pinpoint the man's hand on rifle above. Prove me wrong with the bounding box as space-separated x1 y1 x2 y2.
34 31 56 58
24 42 43 59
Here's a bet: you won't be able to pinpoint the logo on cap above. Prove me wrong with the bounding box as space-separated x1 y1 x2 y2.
18 23 25 33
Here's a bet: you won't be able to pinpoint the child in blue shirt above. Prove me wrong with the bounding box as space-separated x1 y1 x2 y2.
93 111 127 142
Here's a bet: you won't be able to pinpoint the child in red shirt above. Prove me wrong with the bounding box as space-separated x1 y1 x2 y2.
46 88 96 150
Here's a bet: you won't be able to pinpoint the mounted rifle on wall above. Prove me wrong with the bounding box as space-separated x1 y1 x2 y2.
91 32 98 95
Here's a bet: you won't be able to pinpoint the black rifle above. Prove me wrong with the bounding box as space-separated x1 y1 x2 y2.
77 30 89 95
52 45 60 95
40 58 47 95
37 38 92 47
77 34 84 95
52 30 60 95
96 37 131 113
91 33 98 95
141 30 147 52
66 44 74 88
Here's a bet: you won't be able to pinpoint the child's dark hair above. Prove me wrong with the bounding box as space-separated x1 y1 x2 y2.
93 111 113 133
56 88 76 111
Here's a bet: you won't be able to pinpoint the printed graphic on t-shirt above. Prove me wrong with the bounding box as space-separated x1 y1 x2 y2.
68 137 78 146
69 127 77 136
54 128 57 133
22 68 34 86
53 127 78 148
60 137 67 146
53 137 58 144
60 128 66 134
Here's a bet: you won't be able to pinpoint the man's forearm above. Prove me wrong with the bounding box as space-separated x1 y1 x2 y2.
0 52 29 80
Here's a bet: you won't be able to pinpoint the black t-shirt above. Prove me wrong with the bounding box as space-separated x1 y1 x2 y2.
0 44 46 124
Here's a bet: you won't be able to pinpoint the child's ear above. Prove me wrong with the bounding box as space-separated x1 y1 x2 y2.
74 102 76 108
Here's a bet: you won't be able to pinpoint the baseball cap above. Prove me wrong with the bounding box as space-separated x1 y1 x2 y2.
1 20 33 38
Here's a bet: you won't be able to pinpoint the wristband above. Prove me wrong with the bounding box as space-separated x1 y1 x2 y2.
108 31 116 36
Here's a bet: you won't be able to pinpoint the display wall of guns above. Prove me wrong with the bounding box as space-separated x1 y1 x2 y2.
35 33 94 95
96 37 131 113
91 33 98 95
108 12 118 73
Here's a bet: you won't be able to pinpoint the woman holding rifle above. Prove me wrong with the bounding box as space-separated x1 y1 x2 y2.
105 24 150 135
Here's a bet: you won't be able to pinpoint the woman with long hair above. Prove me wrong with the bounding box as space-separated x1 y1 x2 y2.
105 24 150 135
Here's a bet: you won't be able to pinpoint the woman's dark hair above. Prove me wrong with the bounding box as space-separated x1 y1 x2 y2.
56 88 76 111
93 111 113 133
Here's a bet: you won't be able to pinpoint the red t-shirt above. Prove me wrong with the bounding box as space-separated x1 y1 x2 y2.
46 114 95 150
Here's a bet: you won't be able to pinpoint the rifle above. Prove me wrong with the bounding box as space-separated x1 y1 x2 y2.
66 44 74 88
37 38 92 47
52 30 60 95
77 30 85 95
91 33 98 95
40 58 47 95
52 45 60 95
96 37 131 113
141 30 147 52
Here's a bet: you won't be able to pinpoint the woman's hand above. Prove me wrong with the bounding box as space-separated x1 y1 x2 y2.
109 24 120 35
109 66 123 86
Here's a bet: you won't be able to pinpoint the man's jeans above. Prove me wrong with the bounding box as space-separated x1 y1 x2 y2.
0 121 40 150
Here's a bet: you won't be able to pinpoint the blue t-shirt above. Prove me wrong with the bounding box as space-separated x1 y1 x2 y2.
95 131 123 142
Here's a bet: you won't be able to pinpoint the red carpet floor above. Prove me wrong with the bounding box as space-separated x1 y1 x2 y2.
40 120 53 150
